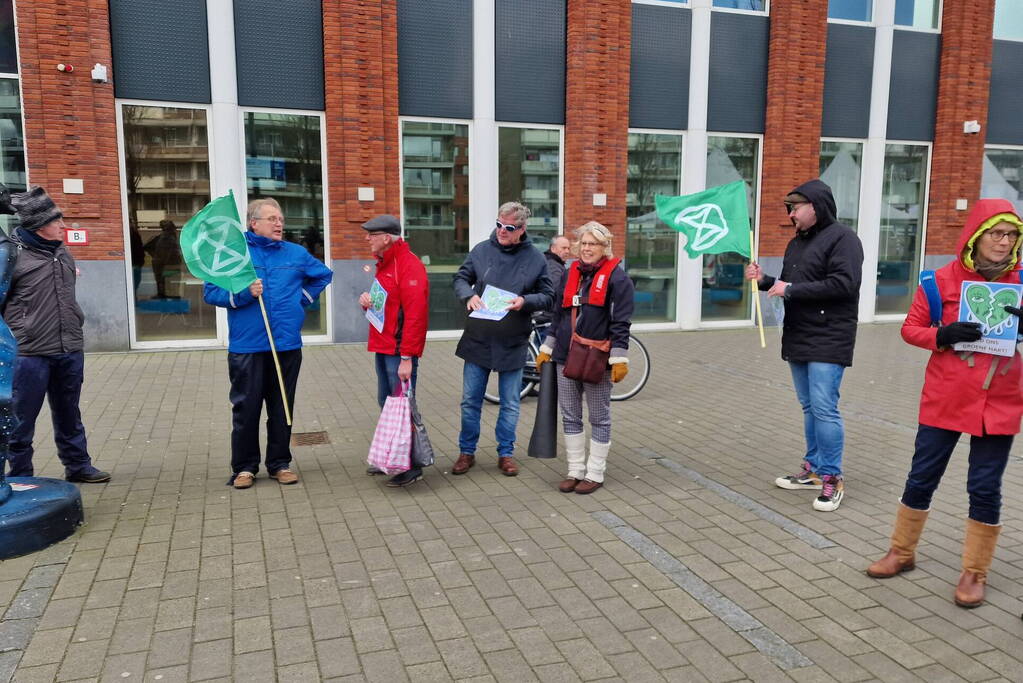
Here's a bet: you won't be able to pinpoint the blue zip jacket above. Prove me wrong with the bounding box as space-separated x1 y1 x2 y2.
203 232 333 353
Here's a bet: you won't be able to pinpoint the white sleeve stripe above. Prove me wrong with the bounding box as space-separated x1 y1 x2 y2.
229 292 236 308
302 288 313 303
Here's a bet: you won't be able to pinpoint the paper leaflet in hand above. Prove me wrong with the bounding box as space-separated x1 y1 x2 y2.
365 278 387 333
952 280 1023 358
469 284 517 321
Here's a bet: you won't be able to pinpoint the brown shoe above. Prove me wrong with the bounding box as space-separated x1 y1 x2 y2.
233 471 255 489
271 469 299 485
451 453 475 475
955 570 986 608
574 479 602 494
558 478 580 493
498 457 518 476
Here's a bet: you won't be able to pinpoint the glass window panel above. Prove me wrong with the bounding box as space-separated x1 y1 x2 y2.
829 0 872 21
498 127 560 247
703 136 759 322
626 133 681 322
0 78 25 236
894 0 939 29
819 141 863 232
877 143 928 314
0 2 15 74
244 112 327 335
402 121 470 331
994 0 1023 40
123 105 215 342
982 147 1023 216
713 0 766 10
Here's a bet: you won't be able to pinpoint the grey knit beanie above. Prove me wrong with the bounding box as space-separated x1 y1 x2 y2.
13 185 63 231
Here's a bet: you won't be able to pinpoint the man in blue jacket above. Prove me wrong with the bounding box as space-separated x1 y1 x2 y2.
451 202 554 476
204 198 333 489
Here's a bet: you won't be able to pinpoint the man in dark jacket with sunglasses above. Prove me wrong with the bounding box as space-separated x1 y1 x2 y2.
451 201 554 477
745 179 863 513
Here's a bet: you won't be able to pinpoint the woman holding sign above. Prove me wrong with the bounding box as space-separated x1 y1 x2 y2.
866 199 1023 608
536 222 634 494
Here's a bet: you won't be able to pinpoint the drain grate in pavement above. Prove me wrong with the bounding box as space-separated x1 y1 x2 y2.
291 431 330 446
592 510 814 671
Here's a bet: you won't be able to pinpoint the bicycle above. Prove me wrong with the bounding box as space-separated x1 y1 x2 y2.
483 320 650 404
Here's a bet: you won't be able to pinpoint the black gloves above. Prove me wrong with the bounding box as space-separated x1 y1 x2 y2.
1005 305 1023 319
935 322 982 347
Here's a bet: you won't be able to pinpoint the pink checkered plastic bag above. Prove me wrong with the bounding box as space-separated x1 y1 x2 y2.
367 383 412 475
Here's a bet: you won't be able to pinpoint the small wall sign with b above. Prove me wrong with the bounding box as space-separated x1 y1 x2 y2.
65 228 88 245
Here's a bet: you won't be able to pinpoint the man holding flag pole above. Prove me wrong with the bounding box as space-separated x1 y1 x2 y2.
184 194 332 489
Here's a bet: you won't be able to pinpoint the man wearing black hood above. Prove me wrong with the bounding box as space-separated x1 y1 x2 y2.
745 179 863 512
451 201 554 477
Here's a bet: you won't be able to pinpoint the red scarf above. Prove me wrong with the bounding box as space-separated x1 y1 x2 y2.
561 257 621 308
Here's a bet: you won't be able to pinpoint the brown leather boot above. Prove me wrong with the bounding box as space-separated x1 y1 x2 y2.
451 453 475 475
558 478 580 493
954 518 1001 608
498 456 518 476
574 479 603 494
866 503 929 578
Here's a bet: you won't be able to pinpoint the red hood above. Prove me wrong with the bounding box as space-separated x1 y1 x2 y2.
957 199 1023 266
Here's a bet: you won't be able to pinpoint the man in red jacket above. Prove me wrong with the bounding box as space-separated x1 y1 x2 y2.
358 215 430 487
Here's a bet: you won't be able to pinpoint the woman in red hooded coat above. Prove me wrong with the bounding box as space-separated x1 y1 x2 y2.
866 199 1023 608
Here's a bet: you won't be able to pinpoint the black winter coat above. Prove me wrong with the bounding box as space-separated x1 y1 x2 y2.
546 260 634 364
760 179 863 367
453 230 554 371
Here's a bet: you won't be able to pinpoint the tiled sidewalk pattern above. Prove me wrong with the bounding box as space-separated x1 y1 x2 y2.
1 324 1022 681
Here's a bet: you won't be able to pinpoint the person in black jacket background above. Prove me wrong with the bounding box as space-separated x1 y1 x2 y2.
451 202 554 477
745 179 863 512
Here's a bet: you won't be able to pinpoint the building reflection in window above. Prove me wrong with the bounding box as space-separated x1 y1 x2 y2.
819 140 863 232
877 143 929 314
982 148 1023 216
0 77 25 236
244 112 327 335
626 132 681 322
123 105 215 342
498 127 560 248
703 135 759 321
894 0 939 29
994 0 1023 40
401 121 470 331
829 0 872 22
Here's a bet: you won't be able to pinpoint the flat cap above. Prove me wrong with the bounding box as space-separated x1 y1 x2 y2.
361 214 401 235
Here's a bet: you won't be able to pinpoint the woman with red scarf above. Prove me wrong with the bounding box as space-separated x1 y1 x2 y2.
536 222 634 494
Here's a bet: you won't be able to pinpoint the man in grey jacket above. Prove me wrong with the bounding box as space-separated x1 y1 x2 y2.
1 186 109 482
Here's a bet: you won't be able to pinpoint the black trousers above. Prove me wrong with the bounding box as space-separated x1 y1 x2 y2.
228 349 302 476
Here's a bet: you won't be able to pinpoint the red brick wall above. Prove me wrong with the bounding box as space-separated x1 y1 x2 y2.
758 0 829 257
563 0 631 236
925 1 995 255
323 0 402 260
16 0 122 260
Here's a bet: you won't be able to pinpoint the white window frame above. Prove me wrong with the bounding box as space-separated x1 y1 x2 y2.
115 99 223 350
873 139 932 322
626 128 687 332
238 106 332 345
398 115 475 340
632 0 689 8
494 120 565 249
711 1 769 17
700 131 763 329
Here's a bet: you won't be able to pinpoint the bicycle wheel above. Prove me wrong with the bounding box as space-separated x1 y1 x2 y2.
610 334 650 401
483 343 539 404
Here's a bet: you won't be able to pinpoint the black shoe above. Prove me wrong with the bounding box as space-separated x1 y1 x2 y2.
386 469 422 488
366 465 386 475
66 469 111 483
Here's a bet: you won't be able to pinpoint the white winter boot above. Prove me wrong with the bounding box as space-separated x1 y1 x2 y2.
558 432 587 492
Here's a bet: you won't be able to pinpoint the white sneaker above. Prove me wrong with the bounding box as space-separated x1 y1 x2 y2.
774 461 823 490
812 475 844 512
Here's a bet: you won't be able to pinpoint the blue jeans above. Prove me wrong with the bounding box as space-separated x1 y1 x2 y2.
458 361 523 458
7 352 93 477
902 424 1012 525
789 361 845 477
375 353 418 407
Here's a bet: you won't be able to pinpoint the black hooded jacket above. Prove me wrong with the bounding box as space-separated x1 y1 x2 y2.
759 179 864 366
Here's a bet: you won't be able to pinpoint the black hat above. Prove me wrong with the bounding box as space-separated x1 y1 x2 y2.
13 186 63 231
361 214 401 235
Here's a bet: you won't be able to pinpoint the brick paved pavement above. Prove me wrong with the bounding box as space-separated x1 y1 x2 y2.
1 324 1022 682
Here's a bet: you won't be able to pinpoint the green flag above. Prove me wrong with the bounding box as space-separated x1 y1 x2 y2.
655 181 752 259
179 191 257 294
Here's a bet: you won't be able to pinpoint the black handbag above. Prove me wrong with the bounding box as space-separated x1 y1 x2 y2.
407 388 435 468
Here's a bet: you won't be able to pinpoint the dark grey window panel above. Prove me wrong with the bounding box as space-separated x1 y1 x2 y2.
988 40 1023 145
822 24 874 139
398 0 473 119
495 0 565 124
630 4 690 130
109 0 210 103
708 12 767 134
0 1 16 74
886 30 939 141
236 0 324 110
